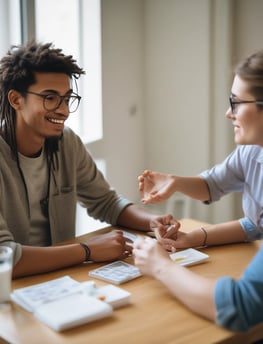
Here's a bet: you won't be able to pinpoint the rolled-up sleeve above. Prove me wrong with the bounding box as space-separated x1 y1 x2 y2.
199 148 244 203
239 217 263 241
215 245 263 332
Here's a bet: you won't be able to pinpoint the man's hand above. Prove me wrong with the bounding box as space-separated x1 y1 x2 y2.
150 216 193 251
85 230 132 262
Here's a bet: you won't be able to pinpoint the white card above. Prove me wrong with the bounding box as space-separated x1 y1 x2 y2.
121 230 138 242
169 248 209 266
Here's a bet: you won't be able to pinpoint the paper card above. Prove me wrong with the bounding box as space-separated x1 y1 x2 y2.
10 276 80 312
121 230 138 242
169 248 209 266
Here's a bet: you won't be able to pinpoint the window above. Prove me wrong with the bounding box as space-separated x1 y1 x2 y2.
35 0 102 143
0 0 102 143
0 0 106 234
35 0 105 234
0 0 21 56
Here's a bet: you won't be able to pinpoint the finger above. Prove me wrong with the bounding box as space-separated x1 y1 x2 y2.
138 175 144 182
121 250 131 258
163 219 181 238
163 224 177 238
139 182 144 192
145 194 162 204
142 170 151 177
125 242 133 253
163 244 175 252
160 238 178 248
142 196 160 205
113 229 124 236
154 227 162 241
124 237 133 244
141 197 151 204
126 241 133 248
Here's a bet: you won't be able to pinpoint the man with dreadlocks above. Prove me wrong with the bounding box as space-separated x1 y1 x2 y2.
0 41 175 278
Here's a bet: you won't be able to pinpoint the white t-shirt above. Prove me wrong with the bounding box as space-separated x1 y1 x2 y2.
18 149 51 246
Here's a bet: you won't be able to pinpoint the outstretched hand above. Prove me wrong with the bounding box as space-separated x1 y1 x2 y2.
138 170 176 204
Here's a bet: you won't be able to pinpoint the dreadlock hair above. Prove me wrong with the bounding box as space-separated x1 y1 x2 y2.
0 40 85 166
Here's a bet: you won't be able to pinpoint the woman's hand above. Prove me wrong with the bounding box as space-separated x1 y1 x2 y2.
133 237 172 277
138 170 176 204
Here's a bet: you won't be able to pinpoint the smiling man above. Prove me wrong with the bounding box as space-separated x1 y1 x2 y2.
10 72 78 154
0 41 170 278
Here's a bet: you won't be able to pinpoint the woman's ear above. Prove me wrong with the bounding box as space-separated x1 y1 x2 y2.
8 89 24 110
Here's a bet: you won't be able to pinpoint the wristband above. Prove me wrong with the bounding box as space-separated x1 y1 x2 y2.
200 227 208 247
80 243 91 262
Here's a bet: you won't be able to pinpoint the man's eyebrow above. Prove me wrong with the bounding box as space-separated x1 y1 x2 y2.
41 89 73 95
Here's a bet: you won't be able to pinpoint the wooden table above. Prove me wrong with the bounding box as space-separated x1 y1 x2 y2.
0 219 263 344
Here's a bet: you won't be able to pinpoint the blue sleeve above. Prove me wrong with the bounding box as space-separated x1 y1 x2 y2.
215 244 263 332
239 217 263 241
199 147 244 203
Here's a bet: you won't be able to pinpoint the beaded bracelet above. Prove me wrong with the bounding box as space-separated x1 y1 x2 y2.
80 243 91 262
200 227 208 247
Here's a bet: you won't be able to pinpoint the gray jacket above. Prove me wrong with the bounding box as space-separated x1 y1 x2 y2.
0 127 131 264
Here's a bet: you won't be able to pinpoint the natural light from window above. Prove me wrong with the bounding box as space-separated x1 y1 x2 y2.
35 0 103 144
0 0 21 56
35 0 105 234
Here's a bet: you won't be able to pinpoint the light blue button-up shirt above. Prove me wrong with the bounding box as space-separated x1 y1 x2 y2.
200 145 263 241
200 145 263 331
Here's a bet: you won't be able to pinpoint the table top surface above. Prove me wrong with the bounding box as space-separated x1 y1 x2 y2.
0 218 263 344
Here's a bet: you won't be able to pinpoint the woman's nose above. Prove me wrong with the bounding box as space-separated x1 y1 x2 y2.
225 106 234 119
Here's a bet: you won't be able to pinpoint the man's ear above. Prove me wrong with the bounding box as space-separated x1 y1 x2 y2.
8 89 24 110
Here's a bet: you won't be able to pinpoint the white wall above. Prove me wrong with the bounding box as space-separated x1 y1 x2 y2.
99 0 234 223
98 0 263 224
143 0 213 221
88 0 145 204
144 0 211 174
234 0 263 62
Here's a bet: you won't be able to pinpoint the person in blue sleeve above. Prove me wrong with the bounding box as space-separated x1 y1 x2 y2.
133 49 263 333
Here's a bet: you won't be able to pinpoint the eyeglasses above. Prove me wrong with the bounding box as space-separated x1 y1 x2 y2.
229 95 263 114
25 91 81 113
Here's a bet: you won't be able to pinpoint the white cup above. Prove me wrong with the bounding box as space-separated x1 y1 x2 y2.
0 246 13 303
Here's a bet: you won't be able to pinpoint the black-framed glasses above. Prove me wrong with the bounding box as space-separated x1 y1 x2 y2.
25 91 81 113
229 95 263 114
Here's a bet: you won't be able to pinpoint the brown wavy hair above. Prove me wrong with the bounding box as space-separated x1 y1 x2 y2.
235 50 263 103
